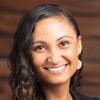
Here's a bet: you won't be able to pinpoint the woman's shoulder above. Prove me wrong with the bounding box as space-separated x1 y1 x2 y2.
71 89 100 100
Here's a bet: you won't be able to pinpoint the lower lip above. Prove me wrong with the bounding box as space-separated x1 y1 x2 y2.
45 64 67 74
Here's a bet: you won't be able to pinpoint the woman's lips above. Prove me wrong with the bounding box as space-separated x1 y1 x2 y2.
44 64 68 73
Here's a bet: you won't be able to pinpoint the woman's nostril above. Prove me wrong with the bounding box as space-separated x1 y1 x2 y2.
47 54 61 65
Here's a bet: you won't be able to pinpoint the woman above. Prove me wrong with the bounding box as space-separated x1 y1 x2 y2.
8 4 99 100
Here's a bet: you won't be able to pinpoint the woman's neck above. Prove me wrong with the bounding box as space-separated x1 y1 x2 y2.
41 82 73 100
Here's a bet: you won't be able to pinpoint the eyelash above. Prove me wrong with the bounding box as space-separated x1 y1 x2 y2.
59 40 70 48
32 45 46 52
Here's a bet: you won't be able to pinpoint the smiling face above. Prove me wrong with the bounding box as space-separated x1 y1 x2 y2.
31 16 82 86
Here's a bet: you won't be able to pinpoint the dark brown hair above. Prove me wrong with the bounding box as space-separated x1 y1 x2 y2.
8 4 82 100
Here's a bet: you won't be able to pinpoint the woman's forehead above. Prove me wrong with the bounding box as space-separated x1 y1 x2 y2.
33 16 76 39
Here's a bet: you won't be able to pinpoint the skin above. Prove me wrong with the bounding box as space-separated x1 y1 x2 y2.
31 16 82 100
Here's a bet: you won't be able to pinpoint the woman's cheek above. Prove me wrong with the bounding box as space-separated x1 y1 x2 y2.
64 48 78 59
64 48 74 56
32 53 45 66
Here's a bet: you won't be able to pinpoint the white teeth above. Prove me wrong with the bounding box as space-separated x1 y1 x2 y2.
47 66 65 73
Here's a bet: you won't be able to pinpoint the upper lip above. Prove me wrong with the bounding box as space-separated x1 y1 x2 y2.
44 63 69 69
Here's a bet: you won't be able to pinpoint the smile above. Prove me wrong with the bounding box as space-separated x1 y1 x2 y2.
45 64 68 73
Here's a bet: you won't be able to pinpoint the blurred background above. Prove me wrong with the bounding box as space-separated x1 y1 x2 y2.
0 0 100 100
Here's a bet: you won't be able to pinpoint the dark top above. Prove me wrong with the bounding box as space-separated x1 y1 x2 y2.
71 89 100 100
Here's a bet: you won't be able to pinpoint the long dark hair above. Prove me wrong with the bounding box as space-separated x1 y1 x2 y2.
8 4 82 100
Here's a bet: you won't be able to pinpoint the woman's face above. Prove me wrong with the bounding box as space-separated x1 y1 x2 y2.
31 16 82 86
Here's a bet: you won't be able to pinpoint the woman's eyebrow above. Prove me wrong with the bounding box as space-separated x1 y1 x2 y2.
32 41 46 45
57 35 73 41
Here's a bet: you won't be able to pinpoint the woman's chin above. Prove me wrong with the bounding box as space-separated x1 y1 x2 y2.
41 76 70 87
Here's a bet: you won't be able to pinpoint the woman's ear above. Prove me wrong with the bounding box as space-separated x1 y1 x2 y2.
77 35 82 55
77 60 82 69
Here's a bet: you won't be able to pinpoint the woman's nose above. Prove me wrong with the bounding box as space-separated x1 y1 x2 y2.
47 49 62 65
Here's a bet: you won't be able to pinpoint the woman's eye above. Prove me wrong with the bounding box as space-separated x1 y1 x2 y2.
32 45 46 52
59 41 69 48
